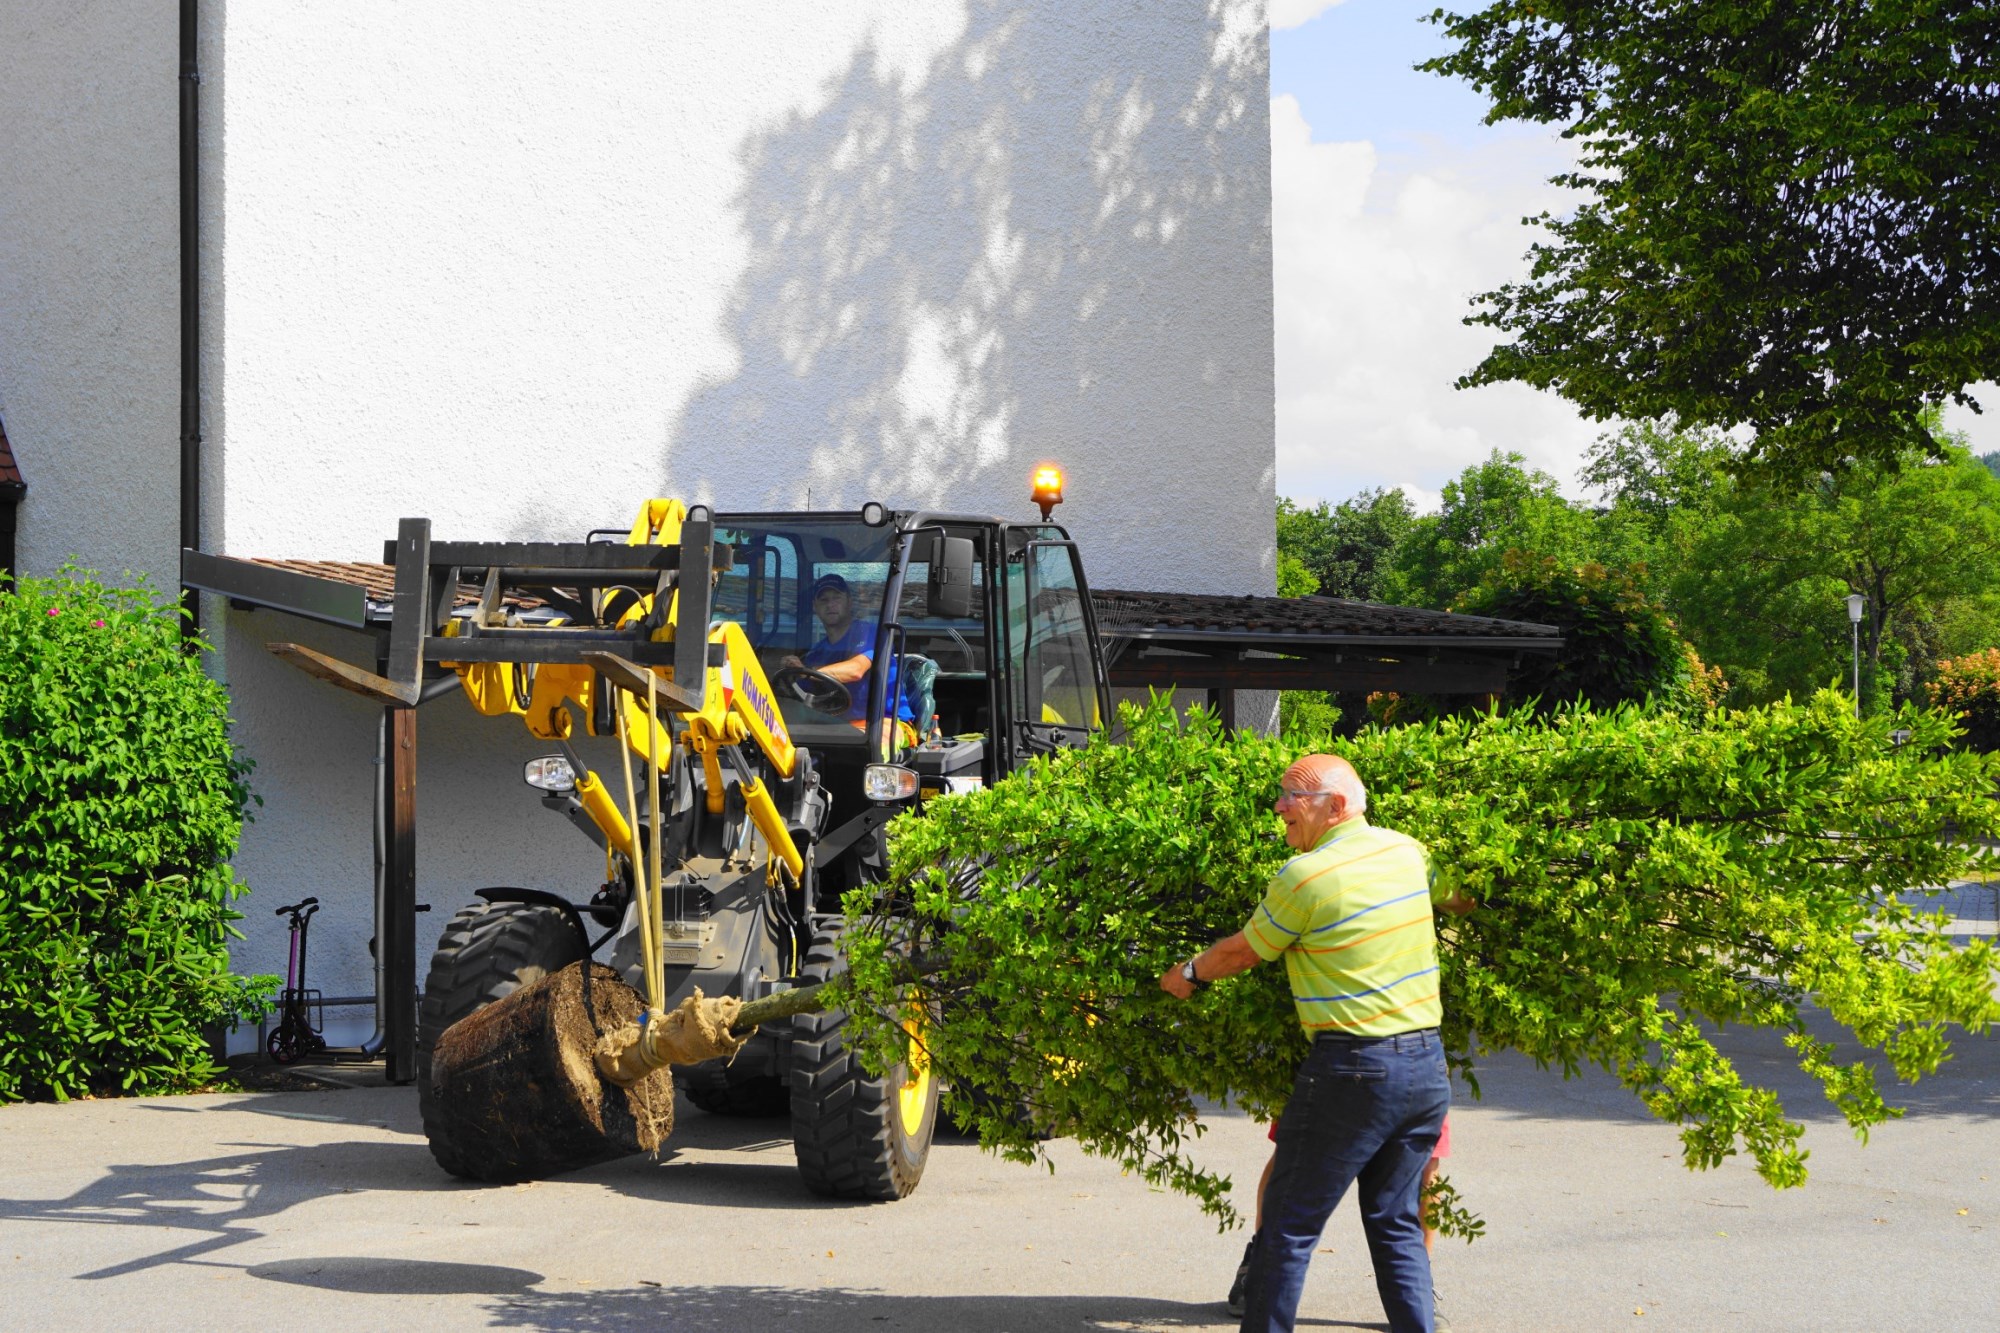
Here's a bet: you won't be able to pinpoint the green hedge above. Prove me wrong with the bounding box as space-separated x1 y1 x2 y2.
0 570 271 1101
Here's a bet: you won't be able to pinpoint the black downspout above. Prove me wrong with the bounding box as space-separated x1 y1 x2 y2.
0 485 19 593
178 0 201 639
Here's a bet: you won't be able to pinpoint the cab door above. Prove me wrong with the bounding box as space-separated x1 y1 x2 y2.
999 529 1110 771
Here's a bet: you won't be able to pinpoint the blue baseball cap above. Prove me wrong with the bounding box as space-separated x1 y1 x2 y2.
810 573 851 599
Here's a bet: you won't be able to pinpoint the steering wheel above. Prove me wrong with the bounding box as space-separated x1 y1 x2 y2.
770 664 853 716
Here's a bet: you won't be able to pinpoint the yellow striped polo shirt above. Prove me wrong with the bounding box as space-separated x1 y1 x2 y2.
1244 816 1445 1037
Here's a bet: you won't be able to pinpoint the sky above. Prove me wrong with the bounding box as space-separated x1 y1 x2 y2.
1268 0 2000 511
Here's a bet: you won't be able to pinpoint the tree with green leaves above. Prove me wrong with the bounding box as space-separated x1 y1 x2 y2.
1581 418 1737 527
840 695 1998 1231
1276 488 1417 602
1378 450 1599 609
1426 2 2000 478
1664 442 2000 708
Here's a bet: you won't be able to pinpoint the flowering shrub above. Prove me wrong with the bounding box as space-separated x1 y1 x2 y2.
0 570 271 1101
1929 649 2000 752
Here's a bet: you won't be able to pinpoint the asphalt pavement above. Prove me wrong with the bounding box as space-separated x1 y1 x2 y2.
2 1004 1995 1331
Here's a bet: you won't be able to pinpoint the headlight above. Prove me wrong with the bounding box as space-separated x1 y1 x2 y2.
524 755 577 793
863 764 920 802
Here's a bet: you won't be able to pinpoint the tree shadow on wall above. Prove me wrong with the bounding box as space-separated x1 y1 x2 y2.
665 0 1273 543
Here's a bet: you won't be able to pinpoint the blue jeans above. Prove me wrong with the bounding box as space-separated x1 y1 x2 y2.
1240 1028 1450 1333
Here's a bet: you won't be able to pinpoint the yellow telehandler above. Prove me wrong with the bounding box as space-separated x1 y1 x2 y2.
265 489 1113 1199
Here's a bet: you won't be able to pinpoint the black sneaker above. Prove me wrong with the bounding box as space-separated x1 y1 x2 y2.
1226 1235 1260 1318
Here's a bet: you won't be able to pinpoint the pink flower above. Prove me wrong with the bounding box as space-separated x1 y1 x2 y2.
92 619 106 629
46 607 59 616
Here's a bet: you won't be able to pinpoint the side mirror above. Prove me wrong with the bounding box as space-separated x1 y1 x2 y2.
928 536 975 619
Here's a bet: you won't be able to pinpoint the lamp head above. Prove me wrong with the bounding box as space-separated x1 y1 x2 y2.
1031 463 1065 522
1844 592 1866 624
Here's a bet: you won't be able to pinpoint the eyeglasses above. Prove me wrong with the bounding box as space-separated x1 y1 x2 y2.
1277 787 1333 804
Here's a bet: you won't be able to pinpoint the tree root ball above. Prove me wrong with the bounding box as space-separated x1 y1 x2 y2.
428 961 674 1182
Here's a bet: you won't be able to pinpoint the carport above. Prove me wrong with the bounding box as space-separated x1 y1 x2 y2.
1092 588 1560 729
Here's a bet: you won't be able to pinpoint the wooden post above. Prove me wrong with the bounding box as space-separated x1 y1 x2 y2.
383 704 419 1083
1211 686 1239 732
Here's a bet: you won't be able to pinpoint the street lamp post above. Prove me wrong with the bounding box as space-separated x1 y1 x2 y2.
1844 592 1866 719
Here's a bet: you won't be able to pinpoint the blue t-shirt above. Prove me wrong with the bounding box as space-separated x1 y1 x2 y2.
802 619 912 723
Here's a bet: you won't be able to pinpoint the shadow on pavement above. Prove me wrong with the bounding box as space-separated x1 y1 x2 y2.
473 1284 1372 1332
135 1086 417 1134
0 1138 441 1278
1459 1005 2000 1126
247 1256 544 1295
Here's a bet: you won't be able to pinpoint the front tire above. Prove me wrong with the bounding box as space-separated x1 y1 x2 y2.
789 924 938 1200
416 899 582 1178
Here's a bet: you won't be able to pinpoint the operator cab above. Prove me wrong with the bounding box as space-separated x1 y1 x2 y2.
707 500 1111 885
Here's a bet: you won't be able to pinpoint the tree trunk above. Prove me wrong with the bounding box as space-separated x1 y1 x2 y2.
428 961 675 1182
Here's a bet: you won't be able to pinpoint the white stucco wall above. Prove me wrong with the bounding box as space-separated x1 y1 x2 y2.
208 1 1275 594
0 2 181 590
7 2 1276 1022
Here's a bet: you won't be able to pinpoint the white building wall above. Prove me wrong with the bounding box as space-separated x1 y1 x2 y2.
209 1 1274 593
0 3 180 591
6 1 1276 1022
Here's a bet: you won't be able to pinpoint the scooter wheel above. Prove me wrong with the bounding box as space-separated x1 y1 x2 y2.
268 1027 298 1065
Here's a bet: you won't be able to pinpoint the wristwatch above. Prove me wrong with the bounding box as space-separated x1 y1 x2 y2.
1181 959 1209 990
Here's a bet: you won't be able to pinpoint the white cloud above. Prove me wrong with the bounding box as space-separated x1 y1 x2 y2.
1272 94 1607 505
1270 0 1348 32
1942 382 2000 457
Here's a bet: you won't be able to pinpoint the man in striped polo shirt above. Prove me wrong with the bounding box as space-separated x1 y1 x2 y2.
1161 753 1466 1333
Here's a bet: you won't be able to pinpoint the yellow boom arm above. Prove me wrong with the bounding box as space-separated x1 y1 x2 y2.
439 499 804 881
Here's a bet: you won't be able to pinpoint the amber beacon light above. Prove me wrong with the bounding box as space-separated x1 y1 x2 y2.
1031 463 1066 521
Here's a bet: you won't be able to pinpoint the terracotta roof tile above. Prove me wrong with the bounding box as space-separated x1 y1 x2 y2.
248 559 547 612
0 415 23 491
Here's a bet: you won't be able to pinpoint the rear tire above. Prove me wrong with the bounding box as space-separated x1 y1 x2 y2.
789 924 938 1200
416 899 583 1178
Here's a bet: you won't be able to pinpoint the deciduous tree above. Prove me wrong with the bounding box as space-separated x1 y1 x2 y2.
1426 2 2000 478
1276 489 1417 601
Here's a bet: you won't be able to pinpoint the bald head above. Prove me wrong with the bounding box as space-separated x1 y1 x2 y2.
1276 753 1366 850
1282 754 1366 814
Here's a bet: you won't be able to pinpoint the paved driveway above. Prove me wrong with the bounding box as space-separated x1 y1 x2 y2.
2 1008 1995 1332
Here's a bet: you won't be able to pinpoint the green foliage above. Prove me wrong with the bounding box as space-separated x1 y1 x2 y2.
1455 554 1695 714
1665 444 2000 708
1275 551 1319 598
841 695 1998 1232
1277 489 1416 602
1982 450 2000 481
1379 452 1600 609
1928 650 2000 753
1422 1172 1484 1245
1425 2 2000 479
1277 691 1342 743
0 571 271 1102
1581 419 1737 524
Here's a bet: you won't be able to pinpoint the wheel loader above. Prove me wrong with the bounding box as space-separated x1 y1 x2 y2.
396 488 1111 1200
